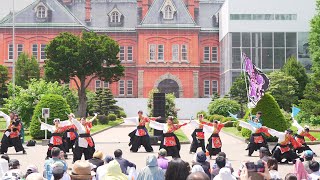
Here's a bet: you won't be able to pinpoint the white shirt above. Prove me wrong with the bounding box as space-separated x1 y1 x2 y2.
309 171 320 180
96 164 108 180
268 129 286 143
50 172 71 180
0 159 8 178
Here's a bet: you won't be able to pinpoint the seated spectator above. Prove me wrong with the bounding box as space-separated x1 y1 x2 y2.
213 167 236 180
114 149 136 175
187 171 210 180
259 147 271 162
102 160 127 180
157 149 169 170
1 155 9 163
24 164 39 179
294 159 308 180
303 150 314 174
192 151 210 179
96 155 114 180
165 158 190 180
308 161 320 180
89 150 104 172
285 173 297 180
2 159 23 180
0 154 9 178
211 156 226 178
191 165 204 173
267 158 280 180
26 173 46 180
44 147 68 180
69 160 95 180
52 161 70 180
137 155 164 180
212 152 232 171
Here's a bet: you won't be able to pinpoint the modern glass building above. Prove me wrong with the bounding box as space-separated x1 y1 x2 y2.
219 0 316 96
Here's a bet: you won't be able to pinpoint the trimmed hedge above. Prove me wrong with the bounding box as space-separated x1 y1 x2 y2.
208 114 224 122
108 114 117 121
98 115 109 125
196 110 208 119
30 94 71 139
119 111 127 118
208 98 240 117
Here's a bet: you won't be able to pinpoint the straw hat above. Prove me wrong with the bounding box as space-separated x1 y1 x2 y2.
69 160 95 179
93 150 103 160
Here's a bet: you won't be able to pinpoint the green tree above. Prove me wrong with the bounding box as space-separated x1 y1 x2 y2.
282 57 309 99
4 79 77 126
45 31 125 117
92 89 119 115
299 75 320 118
229 74 248 117
310 0 320 75
147 89 178 120
15 53 40 89
268 71 299 111
29 94 71 139
0 65 9 106
208 98 240 117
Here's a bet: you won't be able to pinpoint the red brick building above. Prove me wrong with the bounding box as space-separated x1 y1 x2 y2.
0 0 222 98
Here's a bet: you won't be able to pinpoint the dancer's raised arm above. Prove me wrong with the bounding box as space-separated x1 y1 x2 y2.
88 113 98 123
0 111 11 128
149 120 164 130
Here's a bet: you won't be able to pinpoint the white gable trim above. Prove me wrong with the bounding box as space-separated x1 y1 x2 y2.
160 0 177 20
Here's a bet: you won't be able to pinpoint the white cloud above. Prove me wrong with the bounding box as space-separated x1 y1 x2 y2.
0 0 35 19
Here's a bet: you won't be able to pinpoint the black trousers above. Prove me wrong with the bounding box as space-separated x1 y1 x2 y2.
206 134 222 156
247 133 270 156
273 147 300 163
128 129 153 152
190 139 205 153
73 138 95 162
295 143 313 154
160 133 181 158
0 135 24 153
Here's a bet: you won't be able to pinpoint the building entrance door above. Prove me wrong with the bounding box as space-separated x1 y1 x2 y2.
157 79 179 98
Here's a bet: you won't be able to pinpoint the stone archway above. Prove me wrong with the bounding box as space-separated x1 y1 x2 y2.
154 73 183 98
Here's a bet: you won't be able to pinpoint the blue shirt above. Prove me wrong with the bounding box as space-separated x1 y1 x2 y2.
44 158 67 180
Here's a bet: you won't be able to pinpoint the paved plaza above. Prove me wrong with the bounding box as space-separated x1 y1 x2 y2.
5 121 320 178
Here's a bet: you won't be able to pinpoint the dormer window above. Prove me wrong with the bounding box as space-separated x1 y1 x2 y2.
111 12 120 23
160 0 176 20
164 6 173 19
37 6 46 18
108 7 124 27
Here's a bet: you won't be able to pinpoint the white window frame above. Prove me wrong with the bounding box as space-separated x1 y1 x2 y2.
17 44 23 58
127 46 133 61
32 44 38 60
119 80 125 96
204 80 210 97
119 46 125 61
37 6 46 18
127 80 133 95
172 44 179 61
181 44 188 61
158 45 164 61
103 81 109 89
204 46 210 62
95 80 101 92
40 44 46 61
164 5 174 19
8 44 13 60
149 44 156 61
212 80 218 94
211 47 218 62
111 12 119 23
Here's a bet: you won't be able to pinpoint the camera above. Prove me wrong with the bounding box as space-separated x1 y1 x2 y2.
245 160 265 173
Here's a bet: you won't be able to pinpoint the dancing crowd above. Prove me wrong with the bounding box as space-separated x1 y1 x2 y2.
0 110 319 180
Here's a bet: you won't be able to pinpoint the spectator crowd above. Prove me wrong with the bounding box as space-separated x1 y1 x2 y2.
0 147 319 180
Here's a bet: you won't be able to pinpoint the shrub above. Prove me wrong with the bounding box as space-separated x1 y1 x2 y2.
241 126 251 139
98 115 109 125
196 110 208 119
310 115 320 125
208 98 240 117
0 108 9 114
119 110 127 118
252 93 289 131
208 114 224 122
108 113 117 121
234 121 242 131
30 94 71 139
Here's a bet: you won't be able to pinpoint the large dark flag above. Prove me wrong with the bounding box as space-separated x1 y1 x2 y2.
243 53 270 108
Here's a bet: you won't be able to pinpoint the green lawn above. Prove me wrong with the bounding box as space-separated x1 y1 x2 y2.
222 127 243 138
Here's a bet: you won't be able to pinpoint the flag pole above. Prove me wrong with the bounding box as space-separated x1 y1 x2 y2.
12 0 15 98
242 53 252 119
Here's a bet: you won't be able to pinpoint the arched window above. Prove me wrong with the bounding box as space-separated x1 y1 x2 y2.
164 5 173 19
36 6 46 18
111 12 119 22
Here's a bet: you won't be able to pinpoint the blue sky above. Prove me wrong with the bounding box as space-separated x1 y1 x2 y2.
0 0 35 19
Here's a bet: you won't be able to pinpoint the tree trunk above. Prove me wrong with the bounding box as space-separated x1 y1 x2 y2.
77 80 87 117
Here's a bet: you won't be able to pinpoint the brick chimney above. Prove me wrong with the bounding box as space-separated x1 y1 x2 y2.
137 0 150 20
62 0 73 5
187 0 195 19
85 0 91 23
